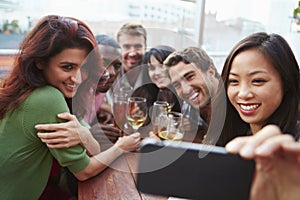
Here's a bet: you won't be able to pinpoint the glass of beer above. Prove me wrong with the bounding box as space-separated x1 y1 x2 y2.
112 93 128 131
112 86 133 132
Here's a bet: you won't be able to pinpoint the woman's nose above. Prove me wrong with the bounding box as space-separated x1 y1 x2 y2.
71 70 82 84
237 84 253 99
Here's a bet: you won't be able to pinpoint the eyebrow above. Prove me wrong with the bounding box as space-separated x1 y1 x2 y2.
229 70 268 76
183 71 194 78
59 61 77 66
171 70 194 85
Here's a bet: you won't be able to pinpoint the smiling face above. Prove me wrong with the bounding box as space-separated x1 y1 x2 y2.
227 49 283 133
118 34 146 72
148 55 171 88
168 61 214 109
97 44 122 92
41 48 89 98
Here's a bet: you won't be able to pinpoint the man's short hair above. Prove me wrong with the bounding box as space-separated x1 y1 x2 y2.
116 22 147 43
164 46 220 78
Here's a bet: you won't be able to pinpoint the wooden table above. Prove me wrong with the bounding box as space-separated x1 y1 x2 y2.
78 152 168 200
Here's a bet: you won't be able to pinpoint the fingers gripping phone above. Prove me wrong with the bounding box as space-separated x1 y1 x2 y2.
137 139 255 200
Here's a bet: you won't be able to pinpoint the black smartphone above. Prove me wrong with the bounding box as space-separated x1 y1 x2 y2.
136 138 255 200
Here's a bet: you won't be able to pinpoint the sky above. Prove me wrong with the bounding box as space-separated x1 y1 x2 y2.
2 0 299 36
45 0 299 26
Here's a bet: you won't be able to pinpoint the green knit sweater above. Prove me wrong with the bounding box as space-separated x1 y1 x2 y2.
0 86 90 200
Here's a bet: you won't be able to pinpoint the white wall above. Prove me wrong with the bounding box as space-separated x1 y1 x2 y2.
285 33 300 65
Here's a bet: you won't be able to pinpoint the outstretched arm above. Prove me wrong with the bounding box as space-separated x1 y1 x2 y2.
74 132 141 181
36 112 141 181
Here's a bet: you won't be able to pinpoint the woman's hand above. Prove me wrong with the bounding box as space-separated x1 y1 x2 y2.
35 112 100 155
226 125 300 200
115 132 141 153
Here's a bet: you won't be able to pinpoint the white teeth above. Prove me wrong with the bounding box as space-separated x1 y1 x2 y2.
65 83 76 88
157 78 163 83
189 93 198 100
240 104 259 111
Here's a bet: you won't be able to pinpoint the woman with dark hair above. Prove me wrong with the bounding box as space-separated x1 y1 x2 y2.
144 45 175 88
141 45 181 111
0 15 140 199
211 32 300 199
213 32 300 146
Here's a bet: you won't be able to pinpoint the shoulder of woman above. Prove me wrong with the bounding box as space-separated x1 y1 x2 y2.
24 86 69 115
31 85 64 99
21 86 70 140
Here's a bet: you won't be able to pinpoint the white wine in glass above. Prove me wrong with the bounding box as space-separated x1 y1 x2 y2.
126 97 148 132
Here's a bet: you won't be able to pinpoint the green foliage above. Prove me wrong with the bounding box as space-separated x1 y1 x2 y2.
2 19 20 33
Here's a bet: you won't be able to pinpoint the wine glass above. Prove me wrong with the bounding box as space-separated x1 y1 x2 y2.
158 111 184 141
112 86 133 132
151 101 169 136
112 93 128 131
126 97 148 132
156 89 176 112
